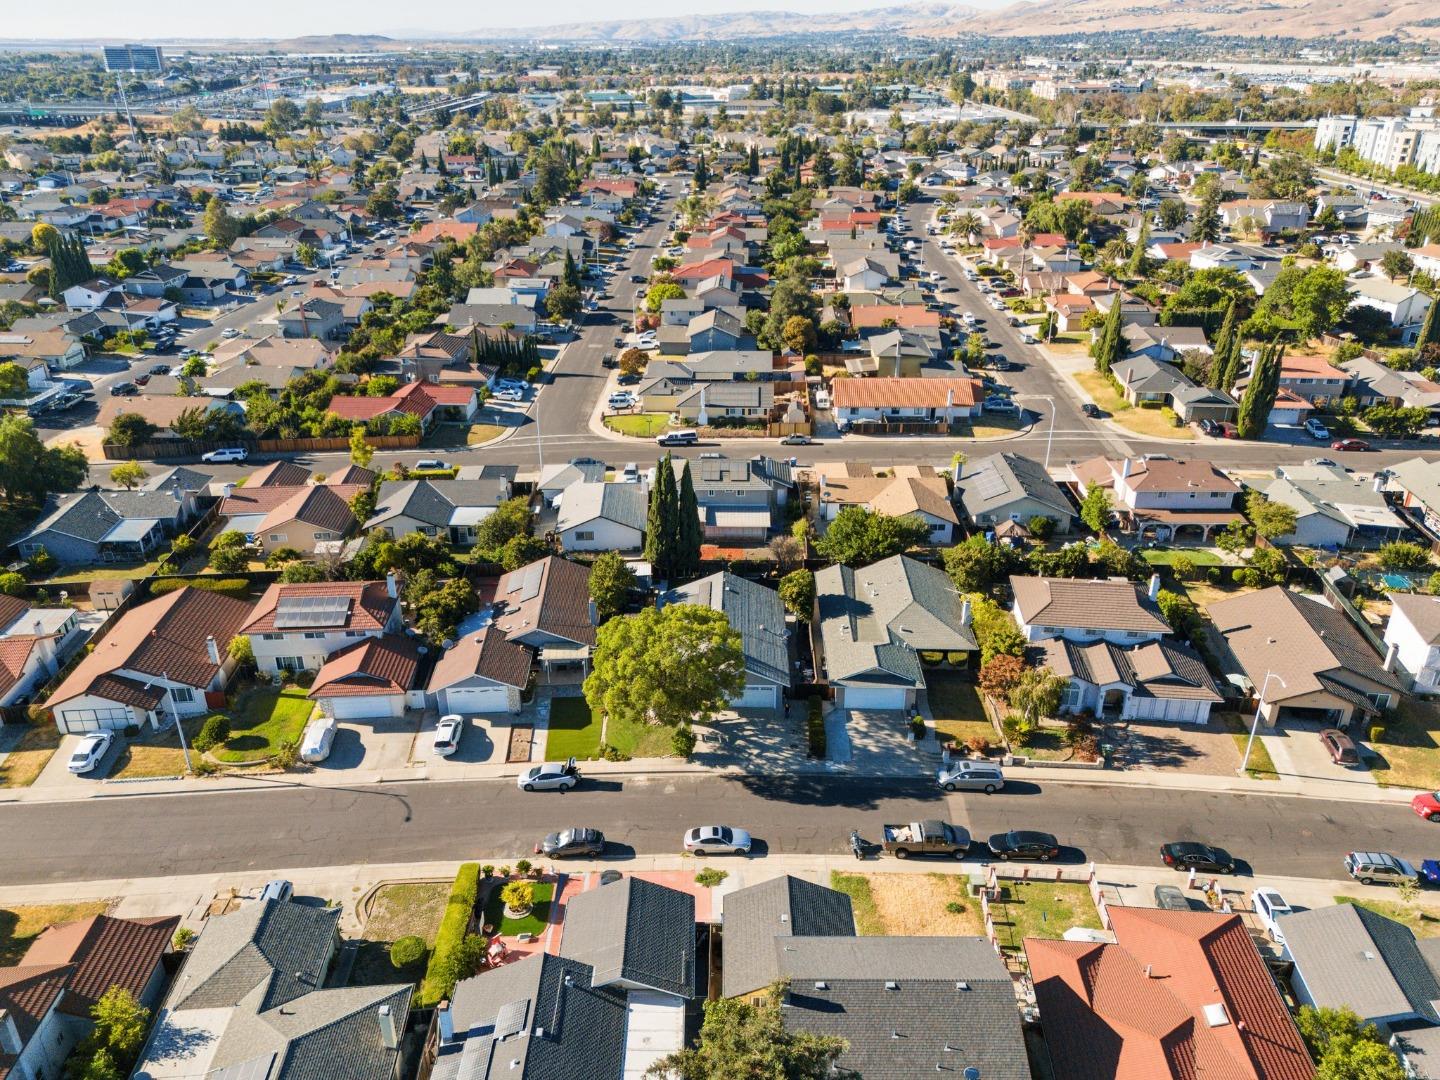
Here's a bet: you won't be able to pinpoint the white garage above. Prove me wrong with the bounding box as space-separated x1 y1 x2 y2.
840 685 910 711
320 693 405 721
1122 694 1214 725
440 684 517 715
53 702 142 734
730 682 781 711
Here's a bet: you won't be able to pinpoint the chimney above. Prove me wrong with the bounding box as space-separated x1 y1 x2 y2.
386 572 398 599
1120 457 1132 480
960 598 973 627
0 1010 20 1055
222 482 236 498
377 1004 399 1050
1148 574 1161 600
1385 641 1399 673
1373 473 1385 493
588 600 599 626
206 636 220 665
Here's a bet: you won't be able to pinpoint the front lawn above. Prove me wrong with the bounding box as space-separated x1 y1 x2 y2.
1337 895 1440 937
1368 700 1440 790
545 697 604 761
111 718 204 779
605 412 671 438
466 423 508 446
829 871 984 936
213 684 314 763
352 881 453 988
988 880 1102 952
1140 546 1223 568
1221 713 1279 780
482 880 555 938
0 901 112 965
0 724 61 788
605 710 680 758
1073 370 1194 441
926 672 998 749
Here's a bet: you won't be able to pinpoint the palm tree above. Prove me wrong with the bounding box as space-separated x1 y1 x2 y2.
953 212 983 244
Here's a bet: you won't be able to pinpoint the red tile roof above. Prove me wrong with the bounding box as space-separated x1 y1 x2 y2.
849 305 942 330
832 377 981 409
242 580 397 635
1027 907 1312 1080
410 220 479 244
308 635 419 697
325 396 398 422
0 637 41 698
22 914 178 1017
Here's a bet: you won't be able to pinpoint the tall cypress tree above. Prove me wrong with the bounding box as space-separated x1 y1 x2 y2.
644 454 679 582
1237 341 1282 439
676 461 703 581
1418 294 1440 351
1126 219 1149 279
1208 299 1238 390
1220 331 1249 395
1092 294 1123 376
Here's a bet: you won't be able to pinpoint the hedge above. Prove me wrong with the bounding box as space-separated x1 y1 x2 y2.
150 576 253 599
807 697 826 759
417 862 481 1007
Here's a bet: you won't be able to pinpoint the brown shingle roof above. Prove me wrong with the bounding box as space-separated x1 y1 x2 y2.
493 557 597 648
48 588 254 709
247 460 313 487
308 635 418 698
1010 576 1170 635
427 624 533 693
256 484 358 536
22 914 178 1016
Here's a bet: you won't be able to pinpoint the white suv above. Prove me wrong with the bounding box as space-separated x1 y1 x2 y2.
201 446 248 463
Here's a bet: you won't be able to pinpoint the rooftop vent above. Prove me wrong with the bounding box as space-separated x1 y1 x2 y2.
885 980 899 991
814 981 827 990
1203 1002 1230 1028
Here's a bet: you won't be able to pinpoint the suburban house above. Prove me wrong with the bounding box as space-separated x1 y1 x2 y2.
46 587 252 734
955 452 1075 535
832 377 983 430
1011 574 1170 644
134 900 411 1080
253 483 360 558
722 876 1030 1079
1109 354 1237 425
307 634 421 720
217 470 367 542
555 480 647 552
1209 586 1405 728
1026 907 1313 1080
426 624 532 714
0 594 85 709
1070 455 1242 542
431 880 697 1080
14 487 196 565
659 571 792 710
813 463 959 544
365 476 513 545
0 912 178 1080
1041 633 1222 723
1342 355 1440 418
326 380 478 432
1347 276 1433 343
685 455 794 542
1384 592 1440 693
1248 464 1407 548
489 556 598 676
816 555 978 710
1391 457 1440 535
241 578 404 676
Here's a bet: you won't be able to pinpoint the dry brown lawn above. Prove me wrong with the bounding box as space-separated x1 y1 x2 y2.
0 725 62 788
832 872 984 936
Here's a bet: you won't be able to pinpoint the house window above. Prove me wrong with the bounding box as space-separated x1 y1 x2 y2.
1060 683 1084 710
575 530 595 541
261 633 283 641
268 534 286 542
170 687 195 704
346 630 365 638
1126 631 1143 639
1366 692 1393 711
276 656 304 672
303 631 326 640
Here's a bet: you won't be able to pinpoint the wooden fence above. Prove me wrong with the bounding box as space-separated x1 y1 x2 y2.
103 434 421 461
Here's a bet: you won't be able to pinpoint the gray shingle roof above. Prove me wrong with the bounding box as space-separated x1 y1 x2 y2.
956 452 1073 521
169 900 339 1012
557 877 696 998
721 875 855 998
817 556 978 687
661 572 792 689
369 478 511 529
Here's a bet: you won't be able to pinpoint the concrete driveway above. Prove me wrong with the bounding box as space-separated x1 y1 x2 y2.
30 732 122 789
414 713 502 768
1263 720 1378 788
310 713 420 774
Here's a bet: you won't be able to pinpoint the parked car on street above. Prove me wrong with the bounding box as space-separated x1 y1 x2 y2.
1320 727 1360 765
684 825 752 855
656 429 698 447
1160 842 1235 874
518 758 580 792
779 434 812 446
299 717 338 763
415 459 449 471
883 820 972 858
1412 791 1440 822
608 391 637 410
1082 403 1102 418
1331 438 1373 452
936 762 1005 793
988 830 1061 862
109 381 139 397
67 732 113 774
536 828 606 858
1344 850 1418 886
1251 887 1294 943
433 715 464 757
201 446 248 463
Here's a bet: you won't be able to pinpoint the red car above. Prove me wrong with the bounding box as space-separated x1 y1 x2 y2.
1218 422 1239 439
1413 791 1440 822
1331 438 1373 452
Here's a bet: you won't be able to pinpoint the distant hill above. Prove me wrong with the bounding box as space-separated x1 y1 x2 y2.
475 0 1440 42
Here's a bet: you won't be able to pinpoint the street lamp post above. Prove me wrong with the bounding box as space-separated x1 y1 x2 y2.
1238 670 1286 776
1015 394 1056 470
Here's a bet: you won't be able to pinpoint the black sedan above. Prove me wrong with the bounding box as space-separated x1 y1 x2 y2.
987 830 1061 862
536 828 605 858
1161 842 1235 874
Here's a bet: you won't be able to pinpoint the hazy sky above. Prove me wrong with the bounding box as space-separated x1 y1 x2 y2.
4 0 928 38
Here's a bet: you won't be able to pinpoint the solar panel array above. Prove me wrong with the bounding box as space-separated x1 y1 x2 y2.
273 594 353 629
494 997 530 1039
455 1035 495 1080
505 561 544 602
968 464 1012 502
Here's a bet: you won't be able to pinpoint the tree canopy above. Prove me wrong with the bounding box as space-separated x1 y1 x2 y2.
814 506 928 566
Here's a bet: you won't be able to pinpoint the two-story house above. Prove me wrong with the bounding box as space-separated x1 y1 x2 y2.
682 455 794 542
1384 593 1440 694
1070 455 1242 542
241 577 404 676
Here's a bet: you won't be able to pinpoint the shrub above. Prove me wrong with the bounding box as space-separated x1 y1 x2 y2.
1002 713 1036 748
1371 724 1385 743
1026 515 1056 541
192 714 230 754
515 859 533 876
807 697 826 758
268 738 299 770
599 743 631 762
966 735 991 757
293 669 316 688
945 901 965 915
671 725 697 758
919 650 944 665
480 864 495 878
0 572 26 596
150 577 252 599
500 880 536 912
695 868 728 888
389 935 427 969
910 716 926 740
172 927 196 951
1071 733 1100 761
418 863 480 1006
192 757 218 776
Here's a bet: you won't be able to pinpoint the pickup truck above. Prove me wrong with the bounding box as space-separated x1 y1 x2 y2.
882 820 971 860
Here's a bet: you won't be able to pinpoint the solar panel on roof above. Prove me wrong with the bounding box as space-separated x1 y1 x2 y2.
274 594 352 629
507 561 543 602
493 998 529 1039
455 1035 495 1080
969 466 1012 501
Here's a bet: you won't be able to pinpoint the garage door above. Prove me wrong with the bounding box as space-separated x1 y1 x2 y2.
843 686 907 710
328 694 404 720
731 683 778 710
444 686 511 714
56 707 133 734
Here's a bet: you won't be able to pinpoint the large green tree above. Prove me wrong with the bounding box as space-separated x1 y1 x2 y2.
1237 340 1283 439
1079 481 1112 533
814 506 928 566
585 604 745 732
1248 265 1350 340
1207 299 1239 390
1091 295 1123 376
588 551 637 620
1245 490 1298 541
675 461 703 580
0 415 87 505
943 535 1019 593
645 455 681 582
1297 1006 1405 1080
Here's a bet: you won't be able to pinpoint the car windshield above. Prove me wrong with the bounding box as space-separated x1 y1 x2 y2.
69 749 90 763
715 827 732 843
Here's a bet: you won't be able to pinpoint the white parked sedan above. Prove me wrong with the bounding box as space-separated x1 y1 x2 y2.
299 717 338 763
1251 887 1295 944
433 715 465 757
684 825 753 856
68 732 114 774
517 757 581 791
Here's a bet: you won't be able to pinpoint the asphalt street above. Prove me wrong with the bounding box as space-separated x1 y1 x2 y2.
0 773 1434 886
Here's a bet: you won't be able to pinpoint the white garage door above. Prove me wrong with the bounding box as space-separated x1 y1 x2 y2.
731 683 779 710
56 707 134 734
843 686 907 710
328 694 404 720
444 686 511 714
